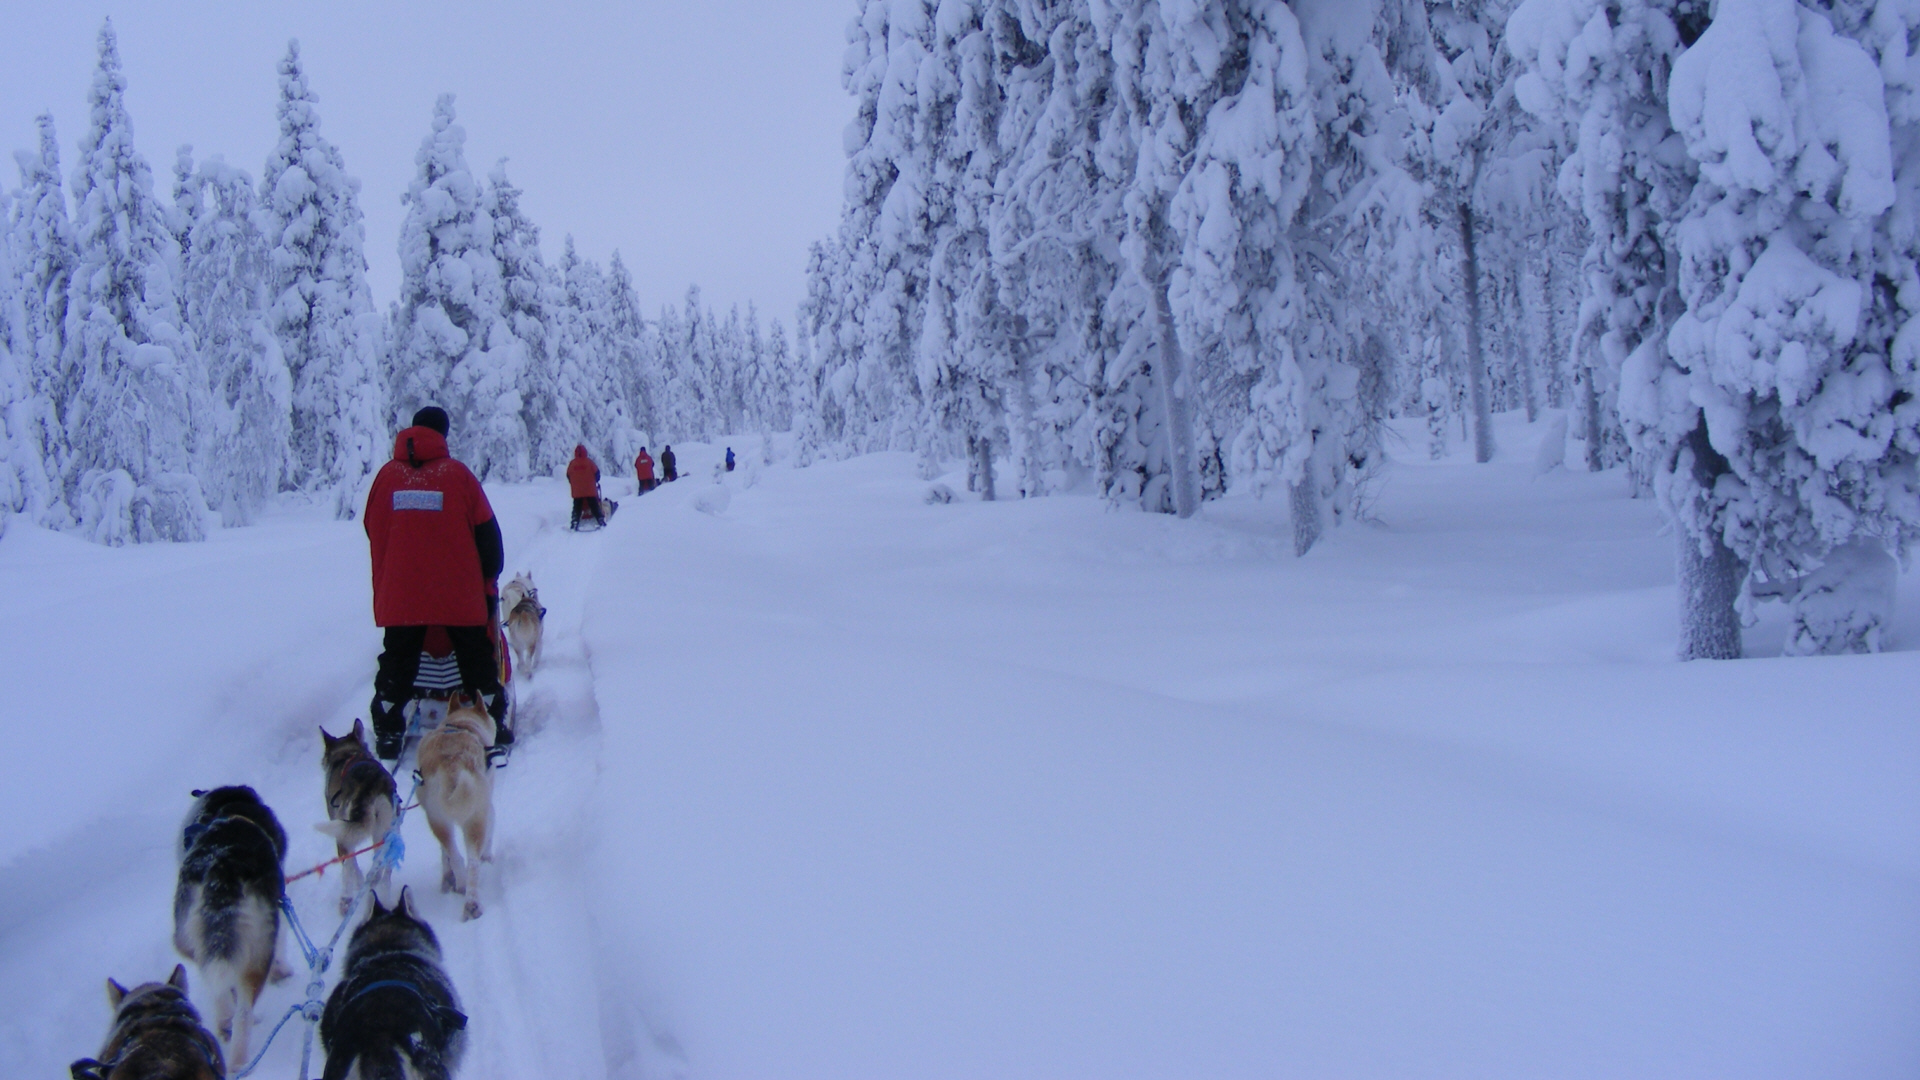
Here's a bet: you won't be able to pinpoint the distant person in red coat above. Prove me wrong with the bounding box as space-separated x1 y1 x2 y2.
364 406 509 760
566 445 604 530
635 447 657 493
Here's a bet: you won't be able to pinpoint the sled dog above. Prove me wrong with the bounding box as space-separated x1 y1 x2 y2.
318 720 399 914
320 887 467 1080
416 692 496 919
502 572 545 677
173 785 288 1069
71 964 224 1080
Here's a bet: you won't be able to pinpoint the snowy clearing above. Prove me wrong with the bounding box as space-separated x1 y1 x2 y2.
2 414 1917 1079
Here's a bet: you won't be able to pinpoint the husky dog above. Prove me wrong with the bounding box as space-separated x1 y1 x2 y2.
417 692 496 920
318 720 400 914
320 887 467 1080
70 965 224 1080
501 572 546 678
173 786 288 1069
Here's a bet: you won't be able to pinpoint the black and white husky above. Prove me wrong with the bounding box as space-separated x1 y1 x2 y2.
321 886 468 1080
173 785 289 1068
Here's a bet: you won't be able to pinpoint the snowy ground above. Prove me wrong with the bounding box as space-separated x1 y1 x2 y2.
1 410 1916 1079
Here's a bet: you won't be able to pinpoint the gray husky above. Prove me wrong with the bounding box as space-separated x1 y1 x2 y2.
70 964 224 1080
320 887 468 1080
173 785 288 1069
319 720 399 913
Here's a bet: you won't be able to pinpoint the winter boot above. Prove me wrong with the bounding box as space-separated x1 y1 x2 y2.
370 696 405 761
484 691 513 767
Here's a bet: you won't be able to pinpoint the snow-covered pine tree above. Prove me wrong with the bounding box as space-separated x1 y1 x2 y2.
1642 0 1914 655
176 154 290 525
803 0 939 458
8 113 72 521
261 39 387 515
388 95 517 478
62 20 216 544
482 160 546 481
606 251 655 443
1506 0 1704 490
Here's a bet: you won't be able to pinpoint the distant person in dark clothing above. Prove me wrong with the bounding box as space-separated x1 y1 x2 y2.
567 445 605 529
661 445 678 482
725 447 736 472
635 447 657 492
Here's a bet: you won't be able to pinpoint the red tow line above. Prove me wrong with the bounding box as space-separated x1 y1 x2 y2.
286 801 421 883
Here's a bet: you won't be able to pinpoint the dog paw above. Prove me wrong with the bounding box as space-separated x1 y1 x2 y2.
462 899 482 921
338 895 355 917
270 959 293 983
441 871 458 894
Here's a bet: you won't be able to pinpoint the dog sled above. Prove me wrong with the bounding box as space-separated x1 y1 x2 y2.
397 623 515 769
570 495 618 532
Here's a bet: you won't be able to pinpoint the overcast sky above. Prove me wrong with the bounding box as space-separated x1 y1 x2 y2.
0 0 855 324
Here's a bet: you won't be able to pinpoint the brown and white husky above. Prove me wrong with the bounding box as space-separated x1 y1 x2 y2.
417 692 497 920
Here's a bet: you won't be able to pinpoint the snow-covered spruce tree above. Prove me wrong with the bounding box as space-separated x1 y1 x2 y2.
1635 0 1916 656
176 153 290 525
388 95 518 479
803 0 939 459
544 237 638 468
605 251 655 443
1506 0 1705 488
8 112 72 520
794 237 851 462
914 0 1012 496
261 39 387 515
480 161 547 481
1229 0 1418 554
62 21 215 544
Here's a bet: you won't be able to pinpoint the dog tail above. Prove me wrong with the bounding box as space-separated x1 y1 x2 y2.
313 821 356 843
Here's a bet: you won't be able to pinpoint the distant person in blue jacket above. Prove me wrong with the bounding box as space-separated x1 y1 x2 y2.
725 447 736 472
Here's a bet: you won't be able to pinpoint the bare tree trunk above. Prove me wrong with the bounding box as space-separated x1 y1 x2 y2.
1582 365 1604 472
975 431 996 502
1135 200 1200 518
1459 200 1494 463
1515 265 1540 423
1289 471 1322 557
1676 419 1742 660
1010 323 1043 499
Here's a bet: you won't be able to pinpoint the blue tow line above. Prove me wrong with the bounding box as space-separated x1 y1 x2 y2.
229 771 420 1080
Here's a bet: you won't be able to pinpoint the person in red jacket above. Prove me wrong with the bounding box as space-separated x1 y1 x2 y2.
364 406 510 761
566 445 604 529
634 447 656 493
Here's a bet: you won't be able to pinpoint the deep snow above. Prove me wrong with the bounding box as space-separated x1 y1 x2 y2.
1 411 1916 1079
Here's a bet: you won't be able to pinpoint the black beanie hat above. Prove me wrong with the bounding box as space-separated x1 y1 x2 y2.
412 406 450 435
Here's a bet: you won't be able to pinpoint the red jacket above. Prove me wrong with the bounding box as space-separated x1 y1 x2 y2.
634 449 654 482
365 427 497 627
566 446 600 498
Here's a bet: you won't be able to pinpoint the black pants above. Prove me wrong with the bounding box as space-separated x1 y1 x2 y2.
571 496 604 527
374 625 502 709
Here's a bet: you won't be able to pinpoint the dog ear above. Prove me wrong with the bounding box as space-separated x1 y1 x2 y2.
368 891 386 916
320 725 337 746
351 718 365 742
168 964 189 991
397 885 417 919
105 979 126 1007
